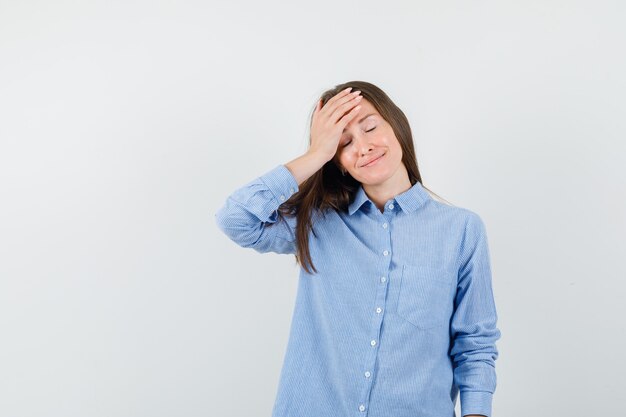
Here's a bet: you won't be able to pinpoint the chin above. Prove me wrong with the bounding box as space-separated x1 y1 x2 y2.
356 170 391 186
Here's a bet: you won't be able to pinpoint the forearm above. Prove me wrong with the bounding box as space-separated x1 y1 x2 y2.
214 164 299 254
284 151 328 186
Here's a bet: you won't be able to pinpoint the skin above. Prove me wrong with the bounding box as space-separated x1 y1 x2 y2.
333 98 412 213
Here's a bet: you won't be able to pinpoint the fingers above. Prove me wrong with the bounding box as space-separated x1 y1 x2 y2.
318 87 357 115
329 91 361 123
338 102 362 127
325 87 353 108
313 87 362 133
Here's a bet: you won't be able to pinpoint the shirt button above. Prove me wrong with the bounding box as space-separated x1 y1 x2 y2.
388 203 394 209
383 250 389 256
380 276 386 283
359 404 366 412
365 371 371 378
376 307 382 313
289 188 294 193
382 223 388 229
280 195 285 200
370 339 377 346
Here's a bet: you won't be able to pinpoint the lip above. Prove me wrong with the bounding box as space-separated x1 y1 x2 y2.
360 152 386 168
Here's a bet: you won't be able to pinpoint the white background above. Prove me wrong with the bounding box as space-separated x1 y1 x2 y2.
1 1 625 416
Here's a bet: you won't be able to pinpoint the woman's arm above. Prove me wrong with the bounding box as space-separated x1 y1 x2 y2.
450 212 501 417
214 152 327 255
215 87 362 255
284 151 328 186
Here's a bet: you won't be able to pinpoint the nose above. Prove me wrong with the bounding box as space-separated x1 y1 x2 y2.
359 143 374 158
352 132 374 156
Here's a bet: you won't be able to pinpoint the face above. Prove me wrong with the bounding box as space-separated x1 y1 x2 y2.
334 98 405 186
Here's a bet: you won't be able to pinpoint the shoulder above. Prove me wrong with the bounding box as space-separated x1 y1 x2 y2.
421 199 489 252
424 196 484 227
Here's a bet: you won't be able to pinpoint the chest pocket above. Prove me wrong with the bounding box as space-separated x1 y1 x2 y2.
396 264 455 330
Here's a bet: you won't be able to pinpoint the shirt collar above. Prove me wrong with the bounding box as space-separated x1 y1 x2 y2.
348 181 431 215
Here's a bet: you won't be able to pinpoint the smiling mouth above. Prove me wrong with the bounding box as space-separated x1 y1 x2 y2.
361 152 386 168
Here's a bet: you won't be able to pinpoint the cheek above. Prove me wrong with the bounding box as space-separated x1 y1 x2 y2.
339 152 356 167
392 141 402 158
386 135 402 155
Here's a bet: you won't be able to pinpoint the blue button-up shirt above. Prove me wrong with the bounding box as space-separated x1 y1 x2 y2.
215 164 501 417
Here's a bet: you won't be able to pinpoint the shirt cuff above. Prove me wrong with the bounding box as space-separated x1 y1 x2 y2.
258 164 300 205
460 390 493 417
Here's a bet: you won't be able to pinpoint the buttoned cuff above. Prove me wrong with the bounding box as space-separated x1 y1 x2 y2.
460 390 492 417
259 164 299 205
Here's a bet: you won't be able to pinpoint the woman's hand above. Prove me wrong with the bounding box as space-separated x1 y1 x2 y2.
307 87 363 163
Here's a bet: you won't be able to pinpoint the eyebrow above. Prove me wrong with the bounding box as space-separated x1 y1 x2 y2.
342 113 377 133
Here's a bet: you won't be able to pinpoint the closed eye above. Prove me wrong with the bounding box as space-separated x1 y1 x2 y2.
342 127 376 147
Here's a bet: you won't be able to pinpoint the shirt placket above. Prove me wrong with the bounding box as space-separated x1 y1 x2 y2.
356 201 396 415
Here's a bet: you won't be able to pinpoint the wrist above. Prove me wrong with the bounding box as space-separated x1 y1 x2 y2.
305 150 332 165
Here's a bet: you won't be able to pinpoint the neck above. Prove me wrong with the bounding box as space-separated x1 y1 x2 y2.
362 165 412 213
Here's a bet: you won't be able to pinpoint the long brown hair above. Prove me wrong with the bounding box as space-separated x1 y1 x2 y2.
278 81 449 274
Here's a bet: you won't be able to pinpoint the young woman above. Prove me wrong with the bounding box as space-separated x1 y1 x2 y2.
215 81 501 417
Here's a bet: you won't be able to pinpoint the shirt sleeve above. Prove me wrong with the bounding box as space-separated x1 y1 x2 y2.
450 212 501 417
214 164 299 255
